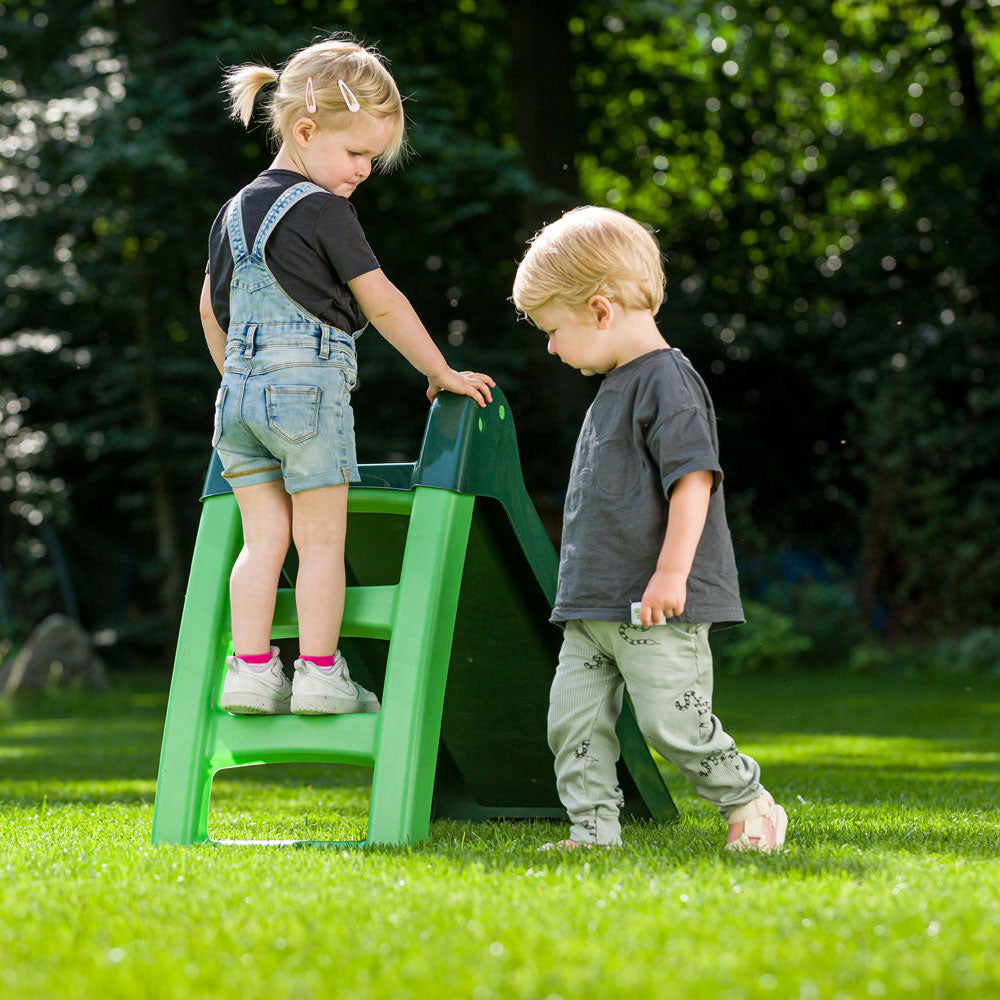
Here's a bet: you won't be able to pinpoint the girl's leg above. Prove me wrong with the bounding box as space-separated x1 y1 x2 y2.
547 621 627 846
289 483 349 656
231 481 293 655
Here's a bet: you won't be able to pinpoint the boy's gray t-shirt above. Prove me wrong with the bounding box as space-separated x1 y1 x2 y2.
551 348 744 629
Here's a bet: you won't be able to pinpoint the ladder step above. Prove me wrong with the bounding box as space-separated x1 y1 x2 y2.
271 585 397 640
210 712 378 769
347 488 414 516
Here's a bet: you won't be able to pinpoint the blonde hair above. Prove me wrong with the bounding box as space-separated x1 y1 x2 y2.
222 34 408 171
513 206 665 316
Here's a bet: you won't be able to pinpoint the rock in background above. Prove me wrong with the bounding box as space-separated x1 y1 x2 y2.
0 614 109 696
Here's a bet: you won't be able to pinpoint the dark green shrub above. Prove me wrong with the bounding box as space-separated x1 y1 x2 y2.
713 601 813 675
847 627 1000 677
762 577 867 671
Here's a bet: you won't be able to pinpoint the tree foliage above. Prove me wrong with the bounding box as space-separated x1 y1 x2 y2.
1 0 997 663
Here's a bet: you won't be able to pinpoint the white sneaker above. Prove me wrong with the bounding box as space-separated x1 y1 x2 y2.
291 651 381 715
220 646 292 715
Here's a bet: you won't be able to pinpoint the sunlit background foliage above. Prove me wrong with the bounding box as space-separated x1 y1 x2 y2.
1 0 998 669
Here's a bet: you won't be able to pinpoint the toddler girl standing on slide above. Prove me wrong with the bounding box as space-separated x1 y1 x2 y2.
199 35 494 716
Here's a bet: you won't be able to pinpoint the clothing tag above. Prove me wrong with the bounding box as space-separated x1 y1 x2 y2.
630 602 671 626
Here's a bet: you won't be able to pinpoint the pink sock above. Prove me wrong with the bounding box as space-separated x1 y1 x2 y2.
301 654 335 669
237 652 272 665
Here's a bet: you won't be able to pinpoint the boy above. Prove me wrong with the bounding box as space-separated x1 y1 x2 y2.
512 206 787 852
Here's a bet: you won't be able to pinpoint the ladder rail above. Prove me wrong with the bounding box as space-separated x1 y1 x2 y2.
151 494 244 844
151 485 474 847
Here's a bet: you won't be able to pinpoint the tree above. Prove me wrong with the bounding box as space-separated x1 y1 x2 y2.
2 0 997 664
568 0 1000 634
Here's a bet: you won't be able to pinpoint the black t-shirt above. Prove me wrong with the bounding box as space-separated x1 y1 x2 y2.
206 169 380 334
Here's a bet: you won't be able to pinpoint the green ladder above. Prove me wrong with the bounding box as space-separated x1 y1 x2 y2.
151 387 677 847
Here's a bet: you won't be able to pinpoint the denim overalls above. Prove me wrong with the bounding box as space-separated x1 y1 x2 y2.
212 182 361 492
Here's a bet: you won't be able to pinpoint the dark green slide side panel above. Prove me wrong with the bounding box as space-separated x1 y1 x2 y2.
202 387 678 824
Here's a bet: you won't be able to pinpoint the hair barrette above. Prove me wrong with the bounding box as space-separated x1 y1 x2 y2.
338 79 361 113
305 76 317 113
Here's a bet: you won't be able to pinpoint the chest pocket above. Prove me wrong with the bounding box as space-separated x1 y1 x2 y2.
594 442 642 497
588 391 642 498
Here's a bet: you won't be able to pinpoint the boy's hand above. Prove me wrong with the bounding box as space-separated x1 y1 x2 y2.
426 368 496 408
639 569 688 625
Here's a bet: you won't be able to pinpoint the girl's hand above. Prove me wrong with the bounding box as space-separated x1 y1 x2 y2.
639 569 688 625
426 369 496 408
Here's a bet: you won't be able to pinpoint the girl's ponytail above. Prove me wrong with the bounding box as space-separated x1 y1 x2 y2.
222 64 280 127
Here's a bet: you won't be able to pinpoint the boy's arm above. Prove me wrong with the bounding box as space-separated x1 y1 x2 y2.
348 268 494 407
199 274 226 375
639 469 714 626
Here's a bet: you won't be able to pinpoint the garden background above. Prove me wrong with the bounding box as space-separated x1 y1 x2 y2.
2 4 999 999
2 0 999 676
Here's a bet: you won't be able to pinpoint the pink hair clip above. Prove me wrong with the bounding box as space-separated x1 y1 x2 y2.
305 76 317 113
338 79 361 113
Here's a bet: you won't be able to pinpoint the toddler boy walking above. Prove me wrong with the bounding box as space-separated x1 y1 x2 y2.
513 206 787 852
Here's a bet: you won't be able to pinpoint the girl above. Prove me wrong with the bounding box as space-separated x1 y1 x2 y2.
199 35 494 716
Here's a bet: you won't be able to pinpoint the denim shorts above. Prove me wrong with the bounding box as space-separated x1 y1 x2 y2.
212 329 359 492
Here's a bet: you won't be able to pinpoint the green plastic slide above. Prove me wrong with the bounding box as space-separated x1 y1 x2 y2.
151 387 676 846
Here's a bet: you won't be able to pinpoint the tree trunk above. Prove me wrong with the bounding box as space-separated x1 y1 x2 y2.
134 254 185 629
114 0 193 630
503 0 579 233
940 0 984 132
940 0 999 311
502 0 595 494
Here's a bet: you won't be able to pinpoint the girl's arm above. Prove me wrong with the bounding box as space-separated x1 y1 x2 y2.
639 469 714 625
199 275 226 375
348 269 494 407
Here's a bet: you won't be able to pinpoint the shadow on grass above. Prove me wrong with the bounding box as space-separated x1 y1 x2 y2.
0 688 371 811
713 672 1000 741
210 762 371 791
1 675 997 859
412 799 1000 876
0 689 166 805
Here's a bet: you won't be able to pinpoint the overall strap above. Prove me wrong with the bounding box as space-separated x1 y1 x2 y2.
225 193 250 262
251 181 328 260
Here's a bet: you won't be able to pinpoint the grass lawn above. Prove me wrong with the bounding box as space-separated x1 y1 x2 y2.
1 670 998 999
